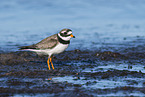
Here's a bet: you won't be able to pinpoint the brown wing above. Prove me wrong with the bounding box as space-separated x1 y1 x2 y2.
19 34 58 50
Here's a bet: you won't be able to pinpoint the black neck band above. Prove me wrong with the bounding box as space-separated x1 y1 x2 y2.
57 34 70 44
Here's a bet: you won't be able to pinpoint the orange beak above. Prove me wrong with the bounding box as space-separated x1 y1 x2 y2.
70 34 75 38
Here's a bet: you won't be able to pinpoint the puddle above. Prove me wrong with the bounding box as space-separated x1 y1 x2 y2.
99 91 145 97
83 62 145 73
14 93 55 97
52 75 144 89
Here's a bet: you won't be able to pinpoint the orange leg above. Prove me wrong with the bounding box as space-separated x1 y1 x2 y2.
50 57 54 70
47 58 51 70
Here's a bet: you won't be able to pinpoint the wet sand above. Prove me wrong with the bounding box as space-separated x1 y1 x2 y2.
0 46 145 96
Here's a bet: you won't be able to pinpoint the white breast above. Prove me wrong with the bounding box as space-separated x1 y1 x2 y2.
44 43 69 56
25 43 69 56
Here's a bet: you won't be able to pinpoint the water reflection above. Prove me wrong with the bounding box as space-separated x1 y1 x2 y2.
48 77 52 81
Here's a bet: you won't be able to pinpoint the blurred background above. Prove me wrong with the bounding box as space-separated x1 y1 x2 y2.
0 0 145 52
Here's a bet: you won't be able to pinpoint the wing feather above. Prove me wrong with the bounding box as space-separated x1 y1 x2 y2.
19 34 58 50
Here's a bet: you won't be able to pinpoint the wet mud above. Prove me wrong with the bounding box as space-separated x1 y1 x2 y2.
0 45 145 96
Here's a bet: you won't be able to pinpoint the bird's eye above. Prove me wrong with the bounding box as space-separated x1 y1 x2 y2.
64 32 67 34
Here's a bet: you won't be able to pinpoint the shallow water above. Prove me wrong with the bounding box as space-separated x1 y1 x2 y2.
0 0 145 52
83 62 145 73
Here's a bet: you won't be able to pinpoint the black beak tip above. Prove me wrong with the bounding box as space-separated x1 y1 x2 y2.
73 36 75 38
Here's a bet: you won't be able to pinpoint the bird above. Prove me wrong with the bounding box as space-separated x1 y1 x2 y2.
19 29 75 70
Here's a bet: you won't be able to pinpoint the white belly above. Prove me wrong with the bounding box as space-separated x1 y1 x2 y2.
25 43 69 56
43 43 69 56
50 43 68 54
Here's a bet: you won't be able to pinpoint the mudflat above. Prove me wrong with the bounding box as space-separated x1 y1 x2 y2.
0 46 145 96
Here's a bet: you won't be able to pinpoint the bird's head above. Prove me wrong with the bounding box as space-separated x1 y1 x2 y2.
58 29 75 41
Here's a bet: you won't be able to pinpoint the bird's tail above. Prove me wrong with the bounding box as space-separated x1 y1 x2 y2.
19 45 36 50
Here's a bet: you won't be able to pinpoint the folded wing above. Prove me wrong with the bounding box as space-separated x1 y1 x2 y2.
19 34 58 50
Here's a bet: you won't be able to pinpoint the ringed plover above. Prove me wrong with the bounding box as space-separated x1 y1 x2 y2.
19 29 75 70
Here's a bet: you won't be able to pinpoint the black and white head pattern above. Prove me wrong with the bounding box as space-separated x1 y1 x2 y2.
58 29 73 41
